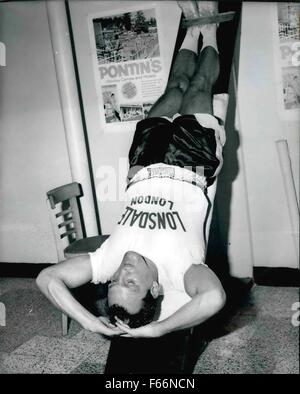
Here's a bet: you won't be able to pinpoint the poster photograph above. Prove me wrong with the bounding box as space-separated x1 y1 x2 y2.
90 6 166 129
274 2 300 119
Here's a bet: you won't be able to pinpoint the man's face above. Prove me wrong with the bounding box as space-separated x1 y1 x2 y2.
107 251 154 315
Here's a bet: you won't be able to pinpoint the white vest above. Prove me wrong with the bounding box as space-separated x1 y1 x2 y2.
90 166 210 320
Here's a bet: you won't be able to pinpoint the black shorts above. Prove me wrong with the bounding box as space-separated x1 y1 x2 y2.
128 114 224 183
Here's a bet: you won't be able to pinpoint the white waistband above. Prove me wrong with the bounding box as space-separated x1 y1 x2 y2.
127 163 207 192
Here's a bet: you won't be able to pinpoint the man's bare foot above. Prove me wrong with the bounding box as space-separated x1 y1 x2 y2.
196 1 219 30
196 1 218 16
177 1 199 20
178 1 201 38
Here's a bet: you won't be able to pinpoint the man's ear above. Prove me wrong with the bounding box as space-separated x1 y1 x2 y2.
150 281 160 299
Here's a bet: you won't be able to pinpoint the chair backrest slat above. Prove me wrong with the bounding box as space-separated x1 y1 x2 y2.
58 219 74 229
60 229 77 239
56 208 72 218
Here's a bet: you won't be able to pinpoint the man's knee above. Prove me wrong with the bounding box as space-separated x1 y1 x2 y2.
188 75 213 95
167 73 190 94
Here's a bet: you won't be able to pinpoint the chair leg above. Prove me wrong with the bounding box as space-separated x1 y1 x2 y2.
62 313 69 336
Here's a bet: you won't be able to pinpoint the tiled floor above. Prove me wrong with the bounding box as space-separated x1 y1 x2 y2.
0 277 299 374
194 286 299 374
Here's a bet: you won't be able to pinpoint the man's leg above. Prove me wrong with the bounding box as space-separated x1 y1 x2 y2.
147 2 202 118
180 46 219 115
147 49 197 118
180 3 220 115
128 1 220 182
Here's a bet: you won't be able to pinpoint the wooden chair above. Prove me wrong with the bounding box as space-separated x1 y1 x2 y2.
46 182 108 335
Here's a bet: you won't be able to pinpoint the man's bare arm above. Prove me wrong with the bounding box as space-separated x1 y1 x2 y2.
36 256 122 336
154 265 226 336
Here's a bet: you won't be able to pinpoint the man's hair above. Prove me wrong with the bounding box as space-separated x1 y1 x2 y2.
107 290 157 328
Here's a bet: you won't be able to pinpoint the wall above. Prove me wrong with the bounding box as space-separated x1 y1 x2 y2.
0 1 72 263
238 2 299 268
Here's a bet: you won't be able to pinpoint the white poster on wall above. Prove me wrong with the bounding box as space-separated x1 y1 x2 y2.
88 4 167 132
273 2 300 121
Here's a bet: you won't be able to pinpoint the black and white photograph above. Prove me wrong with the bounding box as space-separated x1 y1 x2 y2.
93 8 160 64
282 66 300 110
277 2 300 111
0 0 299 378
102 84 121 123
